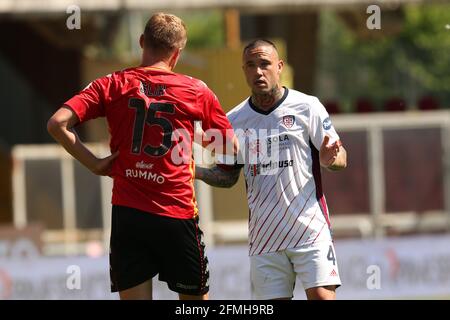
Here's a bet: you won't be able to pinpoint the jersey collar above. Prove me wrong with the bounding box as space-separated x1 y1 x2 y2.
140 66 174 74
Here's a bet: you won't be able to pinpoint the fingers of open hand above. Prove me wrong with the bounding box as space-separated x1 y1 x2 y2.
320 144 338 167
321 136 338 152
330 155 337 164
322 135 330 146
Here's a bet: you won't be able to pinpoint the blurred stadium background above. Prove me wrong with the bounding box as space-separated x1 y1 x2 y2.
1 0 450 299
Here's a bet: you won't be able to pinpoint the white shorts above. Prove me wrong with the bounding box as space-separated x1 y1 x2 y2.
250 241 342 300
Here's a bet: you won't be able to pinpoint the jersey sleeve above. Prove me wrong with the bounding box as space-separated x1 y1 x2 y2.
63 75 113 123
308 97 341 150
198 84 237 161
199 85 233 133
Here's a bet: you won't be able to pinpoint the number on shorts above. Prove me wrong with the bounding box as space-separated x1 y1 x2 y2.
327 245 336 266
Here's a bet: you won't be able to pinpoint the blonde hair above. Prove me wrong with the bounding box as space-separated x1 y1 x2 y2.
143 13 187 57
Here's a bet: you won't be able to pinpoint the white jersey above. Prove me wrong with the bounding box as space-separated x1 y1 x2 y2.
227 88 340 256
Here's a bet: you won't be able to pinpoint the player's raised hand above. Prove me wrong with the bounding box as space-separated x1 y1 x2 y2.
319 136 340 167
91 150 120 176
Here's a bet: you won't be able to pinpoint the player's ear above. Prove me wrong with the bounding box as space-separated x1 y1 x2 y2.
139 34 144 49
169 48 182 69
278 59 284 74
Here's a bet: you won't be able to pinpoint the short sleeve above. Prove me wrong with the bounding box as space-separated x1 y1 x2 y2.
198 83 236 154
308 97 340 150
199 85 233 134
64 75 112 123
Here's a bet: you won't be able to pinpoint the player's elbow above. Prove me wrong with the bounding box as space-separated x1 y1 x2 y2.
47 117 58 136
47 106 77 138
47 114 65 139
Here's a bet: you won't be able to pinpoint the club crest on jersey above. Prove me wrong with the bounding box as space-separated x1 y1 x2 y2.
282 115 295 129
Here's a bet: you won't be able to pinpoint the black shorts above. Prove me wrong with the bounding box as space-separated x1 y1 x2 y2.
109 205 209 296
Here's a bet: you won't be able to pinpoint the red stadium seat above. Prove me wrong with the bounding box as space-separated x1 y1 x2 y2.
418 95 439 111
383 97 407 112
355 98 376 113
324 100 341 114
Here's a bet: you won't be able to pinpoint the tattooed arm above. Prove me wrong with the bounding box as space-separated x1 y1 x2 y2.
195 165 242 188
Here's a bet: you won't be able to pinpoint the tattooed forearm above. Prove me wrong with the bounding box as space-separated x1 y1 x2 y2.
195 165 241 188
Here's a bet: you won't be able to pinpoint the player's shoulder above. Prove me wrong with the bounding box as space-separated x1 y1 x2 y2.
171 72 209 89
82 71 118 91
174 73 222 102
227 97 251 122
286 88 322 107
97 67 134 85
108 66 136 78
285 88 326 116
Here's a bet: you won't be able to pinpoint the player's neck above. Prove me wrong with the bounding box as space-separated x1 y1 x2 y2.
251 86 285 111
140 53 173 72
140 60 172 72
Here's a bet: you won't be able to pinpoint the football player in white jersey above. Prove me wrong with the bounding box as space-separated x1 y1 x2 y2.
196 39 347 300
